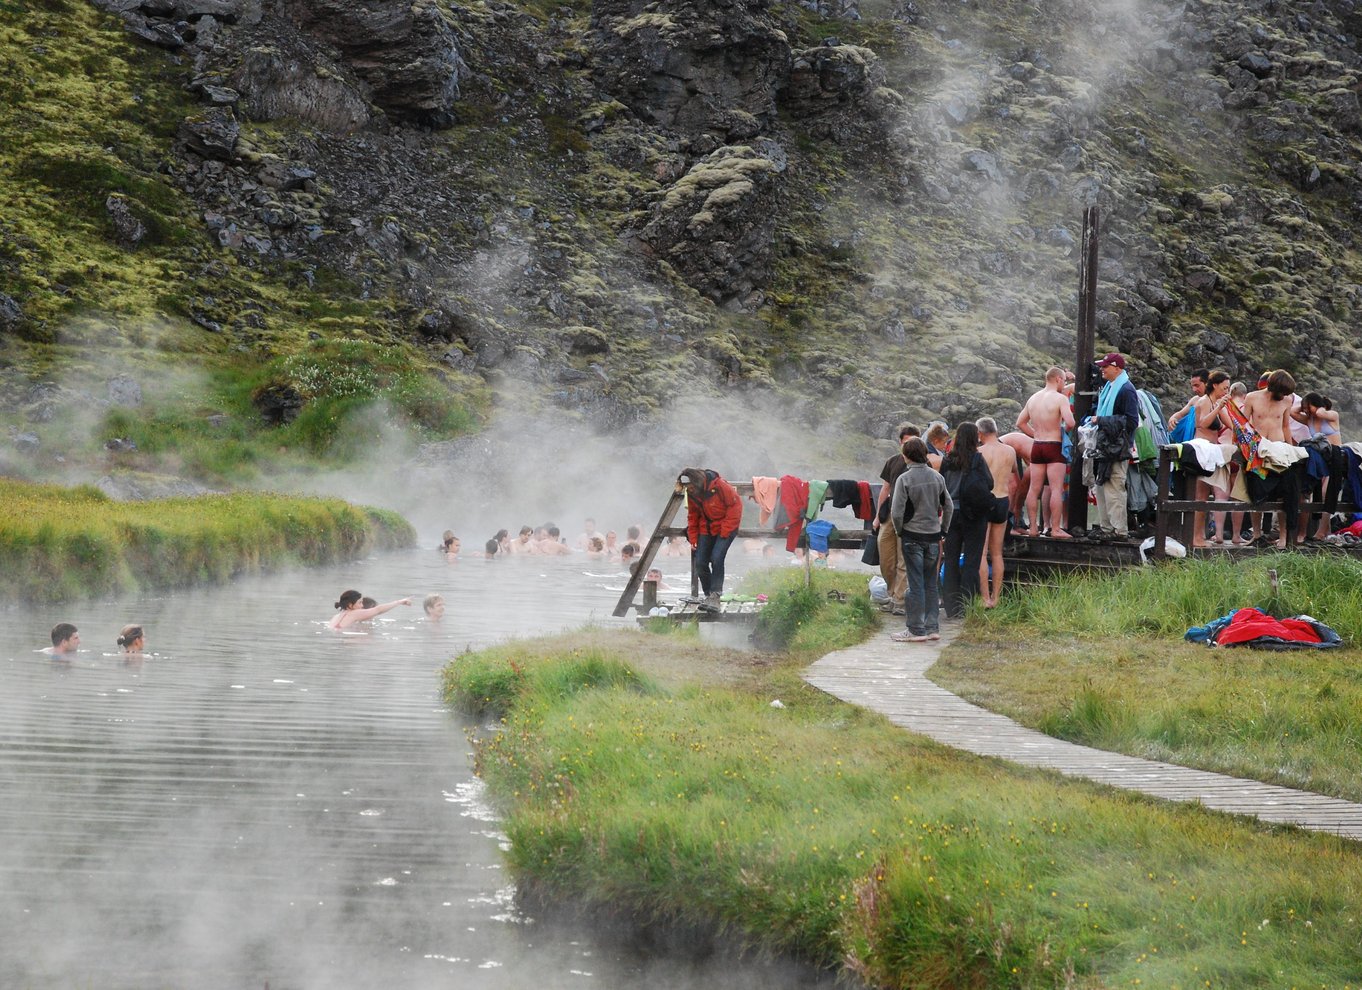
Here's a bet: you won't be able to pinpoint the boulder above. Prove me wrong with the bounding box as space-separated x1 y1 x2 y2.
107 375 143 407
782 43 892 141
230 44 371 132
638 142 785 306
251 382 304 424
178 107 240 161
284 0 467 127
590 0 791 137
105 195 147 248
0 293 23 332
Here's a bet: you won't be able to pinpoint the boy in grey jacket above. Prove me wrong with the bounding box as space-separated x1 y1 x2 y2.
889 438 952 641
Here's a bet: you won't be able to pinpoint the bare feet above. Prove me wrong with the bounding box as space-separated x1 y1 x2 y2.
1025 528 1041 537
1050 529 1072 539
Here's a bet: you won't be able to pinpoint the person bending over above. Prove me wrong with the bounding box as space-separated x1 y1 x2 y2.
678 468 743 612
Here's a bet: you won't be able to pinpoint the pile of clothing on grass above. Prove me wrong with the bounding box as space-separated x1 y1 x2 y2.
1185 607 1343 649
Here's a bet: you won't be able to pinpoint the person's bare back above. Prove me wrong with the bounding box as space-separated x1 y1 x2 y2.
979 435 1015 497
1018 386 1074 441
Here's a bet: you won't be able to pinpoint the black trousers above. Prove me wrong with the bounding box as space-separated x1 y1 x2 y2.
943 513 988 619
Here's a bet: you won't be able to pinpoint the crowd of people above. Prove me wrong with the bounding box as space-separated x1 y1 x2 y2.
873 350 1351 642
41 350 1353 650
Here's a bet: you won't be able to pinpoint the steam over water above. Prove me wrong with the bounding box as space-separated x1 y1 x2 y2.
0 549 830 989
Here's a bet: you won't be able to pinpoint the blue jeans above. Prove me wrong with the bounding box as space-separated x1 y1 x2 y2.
900 536 941 636
694 533 735 595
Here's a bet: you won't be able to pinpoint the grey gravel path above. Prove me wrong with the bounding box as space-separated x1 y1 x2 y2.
803 622 1362 841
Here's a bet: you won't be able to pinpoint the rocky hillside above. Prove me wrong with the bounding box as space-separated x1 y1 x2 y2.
4 0 1362 483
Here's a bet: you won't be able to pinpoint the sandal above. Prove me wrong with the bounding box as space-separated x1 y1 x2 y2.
890 630 929 643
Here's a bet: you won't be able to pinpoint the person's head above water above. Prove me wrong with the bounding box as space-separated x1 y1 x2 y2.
360 597 378 609
335 590 364 610
423 594 445 619
117 625 145 652
50 622 79 653
484 539 499 557
621 542 640 561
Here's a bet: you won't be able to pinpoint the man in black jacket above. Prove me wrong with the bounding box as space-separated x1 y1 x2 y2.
1092 352 1140 538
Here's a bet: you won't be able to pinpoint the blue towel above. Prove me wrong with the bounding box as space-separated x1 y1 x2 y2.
1185 609 1237 644
805 519 836 554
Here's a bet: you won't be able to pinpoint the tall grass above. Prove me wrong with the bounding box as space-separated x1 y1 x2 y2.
986 554 1362 640
0 478 414 601
445 627 1362 989
747 568 878 656
935 555 1362 801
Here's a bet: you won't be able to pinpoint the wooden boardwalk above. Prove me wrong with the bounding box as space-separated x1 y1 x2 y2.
804 625 1362 841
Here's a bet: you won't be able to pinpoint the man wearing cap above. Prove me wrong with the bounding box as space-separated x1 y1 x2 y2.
1091 352 1140 538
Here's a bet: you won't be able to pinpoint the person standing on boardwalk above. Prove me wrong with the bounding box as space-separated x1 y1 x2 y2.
1091 352 1140 539
976 418 1016 608
678 468 743 612
1015 367 1076 538
889 438 952 643
940 422 993 618
873 422 920 614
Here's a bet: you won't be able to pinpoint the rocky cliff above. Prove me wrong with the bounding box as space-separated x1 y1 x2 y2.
3 0 1362 478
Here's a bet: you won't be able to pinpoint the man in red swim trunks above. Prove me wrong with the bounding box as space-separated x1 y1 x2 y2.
1016 366 1076 538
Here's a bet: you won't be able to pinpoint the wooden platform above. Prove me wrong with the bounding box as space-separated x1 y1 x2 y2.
804 625 1362 841
638 599 766 623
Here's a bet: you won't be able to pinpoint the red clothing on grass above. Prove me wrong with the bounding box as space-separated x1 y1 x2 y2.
686 472 743 546
1215 607 1323 646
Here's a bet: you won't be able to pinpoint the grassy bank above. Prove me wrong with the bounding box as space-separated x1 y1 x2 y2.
0 477 414 601
932 554 1362 802
445 570 1362 989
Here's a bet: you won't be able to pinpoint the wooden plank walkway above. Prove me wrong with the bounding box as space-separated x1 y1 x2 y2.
804 625 1362 841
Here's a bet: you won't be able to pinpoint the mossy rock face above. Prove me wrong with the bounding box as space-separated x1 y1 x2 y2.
589 0 792 136
9 0 1362 486
640 143 786 308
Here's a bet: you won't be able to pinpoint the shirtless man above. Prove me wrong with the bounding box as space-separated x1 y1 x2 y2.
1242 369 1297 547
537 526 572 555
45 622 80 656
976 418 1017 607
1166 368 1209 434
1016 367 1076 538
999 432 1034 525
510 525 539 554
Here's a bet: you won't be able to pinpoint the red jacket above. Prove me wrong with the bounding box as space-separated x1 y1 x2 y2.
686 472 743 544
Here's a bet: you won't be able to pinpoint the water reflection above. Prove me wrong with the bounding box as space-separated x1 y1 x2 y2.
0 548 835 989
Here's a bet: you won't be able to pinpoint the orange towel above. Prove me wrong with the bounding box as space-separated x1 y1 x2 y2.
750 476 779 526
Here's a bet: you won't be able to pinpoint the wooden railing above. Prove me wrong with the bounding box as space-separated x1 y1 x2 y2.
1149 448 1355 560
612 481 873 617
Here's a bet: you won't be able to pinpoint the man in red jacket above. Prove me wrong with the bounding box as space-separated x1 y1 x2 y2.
678 468 744 612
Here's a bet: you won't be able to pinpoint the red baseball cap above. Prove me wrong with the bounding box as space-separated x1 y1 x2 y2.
1095 352 1125 369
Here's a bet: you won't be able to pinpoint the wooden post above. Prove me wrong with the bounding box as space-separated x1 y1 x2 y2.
1179 464 1195 552
1152 447 1171 560
642 579 658 610
1070 205 1100 533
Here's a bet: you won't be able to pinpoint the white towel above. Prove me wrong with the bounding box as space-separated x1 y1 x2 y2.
1257 438 1309 471
1186 437 1225 473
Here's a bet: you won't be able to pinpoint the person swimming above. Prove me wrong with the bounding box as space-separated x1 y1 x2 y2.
116 624 146 653
44 622 80 656
423 594 446 621
328 590 412 630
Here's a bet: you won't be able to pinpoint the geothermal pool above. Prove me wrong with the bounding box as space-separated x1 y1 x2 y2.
0 547 835 989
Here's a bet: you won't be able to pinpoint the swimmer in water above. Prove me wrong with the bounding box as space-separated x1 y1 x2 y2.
328 590 412 630
117 624 146 654
423 594 446 621
45 622 80 655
